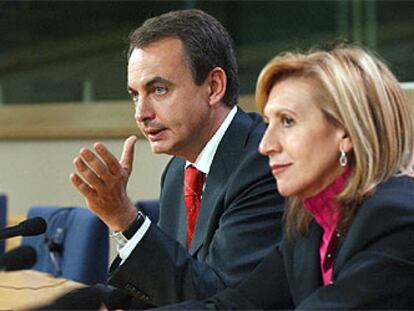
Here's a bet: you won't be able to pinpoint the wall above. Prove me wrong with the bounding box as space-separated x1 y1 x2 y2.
0 138 170 259
0 88 412 259
0 138 170 216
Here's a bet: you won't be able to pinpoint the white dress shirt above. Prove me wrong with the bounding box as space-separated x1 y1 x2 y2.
118 106 237 262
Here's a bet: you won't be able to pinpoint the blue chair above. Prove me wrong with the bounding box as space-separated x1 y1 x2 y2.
135 199 160 223
0 194 7 254
21 206 109 285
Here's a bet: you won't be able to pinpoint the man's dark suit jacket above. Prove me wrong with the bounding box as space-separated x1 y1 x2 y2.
108 109 285 307
162 175 414 309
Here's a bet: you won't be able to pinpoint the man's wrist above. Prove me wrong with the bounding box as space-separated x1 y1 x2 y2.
110 211 146 247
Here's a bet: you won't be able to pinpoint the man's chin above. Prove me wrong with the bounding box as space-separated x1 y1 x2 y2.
149 142 170 155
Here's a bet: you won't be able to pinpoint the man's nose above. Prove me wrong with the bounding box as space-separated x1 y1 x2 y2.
134 96 155 123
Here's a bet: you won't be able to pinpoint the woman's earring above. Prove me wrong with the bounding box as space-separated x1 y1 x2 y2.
339 145 348 167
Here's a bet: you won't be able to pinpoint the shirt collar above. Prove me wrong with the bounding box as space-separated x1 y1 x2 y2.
186 106 237 175
303 167 352 231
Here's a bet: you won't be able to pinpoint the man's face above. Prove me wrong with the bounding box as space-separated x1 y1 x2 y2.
128 38 213 161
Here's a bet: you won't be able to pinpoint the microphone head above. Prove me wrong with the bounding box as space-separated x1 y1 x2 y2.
37 287 103 310
0 245 37 271
20 217 47 236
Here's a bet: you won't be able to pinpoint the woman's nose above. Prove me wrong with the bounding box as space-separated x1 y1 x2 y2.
259 125 281 156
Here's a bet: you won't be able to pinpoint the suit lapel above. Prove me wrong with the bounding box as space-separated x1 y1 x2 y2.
291 221 323 301
159 158 188 248
189 109 253 255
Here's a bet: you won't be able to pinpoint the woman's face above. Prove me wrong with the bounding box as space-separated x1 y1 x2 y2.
259 77 351 199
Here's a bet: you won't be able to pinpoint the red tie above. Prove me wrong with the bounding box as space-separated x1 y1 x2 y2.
184 165 205 248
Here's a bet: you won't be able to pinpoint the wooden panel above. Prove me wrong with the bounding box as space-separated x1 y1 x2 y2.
0 101 138 140
238 94 256 112
402 83 414 107
0 90 411 140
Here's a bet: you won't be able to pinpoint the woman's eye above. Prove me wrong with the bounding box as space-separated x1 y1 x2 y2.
154 86 167 95
281 115 295 127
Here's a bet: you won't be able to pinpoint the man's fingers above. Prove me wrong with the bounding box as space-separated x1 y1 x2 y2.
79 148 116 183
76 138 136 181
94 142 123 176
70 172 98 200
73 156 106 191
120 135 137 173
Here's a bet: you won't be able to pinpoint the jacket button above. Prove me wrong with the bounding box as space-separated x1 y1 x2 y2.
125 283 150 301
125 283 138 295
137 292 150 301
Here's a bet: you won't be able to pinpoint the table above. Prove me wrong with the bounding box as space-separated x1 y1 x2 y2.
0 269 84 310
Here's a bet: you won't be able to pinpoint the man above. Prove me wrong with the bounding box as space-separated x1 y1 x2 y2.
70 9 284 308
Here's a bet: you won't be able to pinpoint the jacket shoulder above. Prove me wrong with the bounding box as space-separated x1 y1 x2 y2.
346 175 414 243
361 175 414 210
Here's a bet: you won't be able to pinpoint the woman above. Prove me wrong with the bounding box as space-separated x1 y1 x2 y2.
161 45 414 309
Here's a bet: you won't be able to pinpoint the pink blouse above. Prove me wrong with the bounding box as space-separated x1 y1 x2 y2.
303 167 352 285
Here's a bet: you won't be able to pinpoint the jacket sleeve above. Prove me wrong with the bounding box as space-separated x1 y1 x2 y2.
152 246 294 310
108 151 285 306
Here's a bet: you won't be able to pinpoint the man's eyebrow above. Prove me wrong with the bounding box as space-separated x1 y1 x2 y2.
127 77 174 94
145 76 173 88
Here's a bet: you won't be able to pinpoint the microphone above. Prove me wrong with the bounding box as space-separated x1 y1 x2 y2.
0 245 37 271
34 287 104 310
34 285 137 310
0 217 47 240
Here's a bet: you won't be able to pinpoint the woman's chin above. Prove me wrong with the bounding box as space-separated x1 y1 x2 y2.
277 185 293 198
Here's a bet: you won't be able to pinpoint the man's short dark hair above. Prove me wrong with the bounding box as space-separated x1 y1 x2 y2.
128 9 239 108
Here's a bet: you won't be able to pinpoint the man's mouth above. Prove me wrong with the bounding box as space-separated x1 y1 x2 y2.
145 128 167 141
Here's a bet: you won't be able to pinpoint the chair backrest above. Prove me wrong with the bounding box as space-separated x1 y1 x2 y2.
21 206 109 285
135 199 160 223
0 194 7 254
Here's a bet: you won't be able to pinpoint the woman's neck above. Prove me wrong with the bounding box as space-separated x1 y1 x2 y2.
302 166 352 230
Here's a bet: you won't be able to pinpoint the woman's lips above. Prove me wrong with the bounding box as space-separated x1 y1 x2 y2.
270 163 292 176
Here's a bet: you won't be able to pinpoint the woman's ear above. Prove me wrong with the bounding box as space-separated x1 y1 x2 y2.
340 131 353 153
207 67 227 107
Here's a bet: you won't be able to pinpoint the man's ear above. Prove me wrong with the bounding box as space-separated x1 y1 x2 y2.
206 67 227 107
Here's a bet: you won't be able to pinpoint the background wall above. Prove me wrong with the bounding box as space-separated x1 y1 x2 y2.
0 138 170 258
0 138 170 215
0 0 413 270
0 88 412 259
2 1 414 105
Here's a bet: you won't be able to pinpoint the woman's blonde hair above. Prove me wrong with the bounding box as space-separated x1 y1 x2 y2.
256 45 414 237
